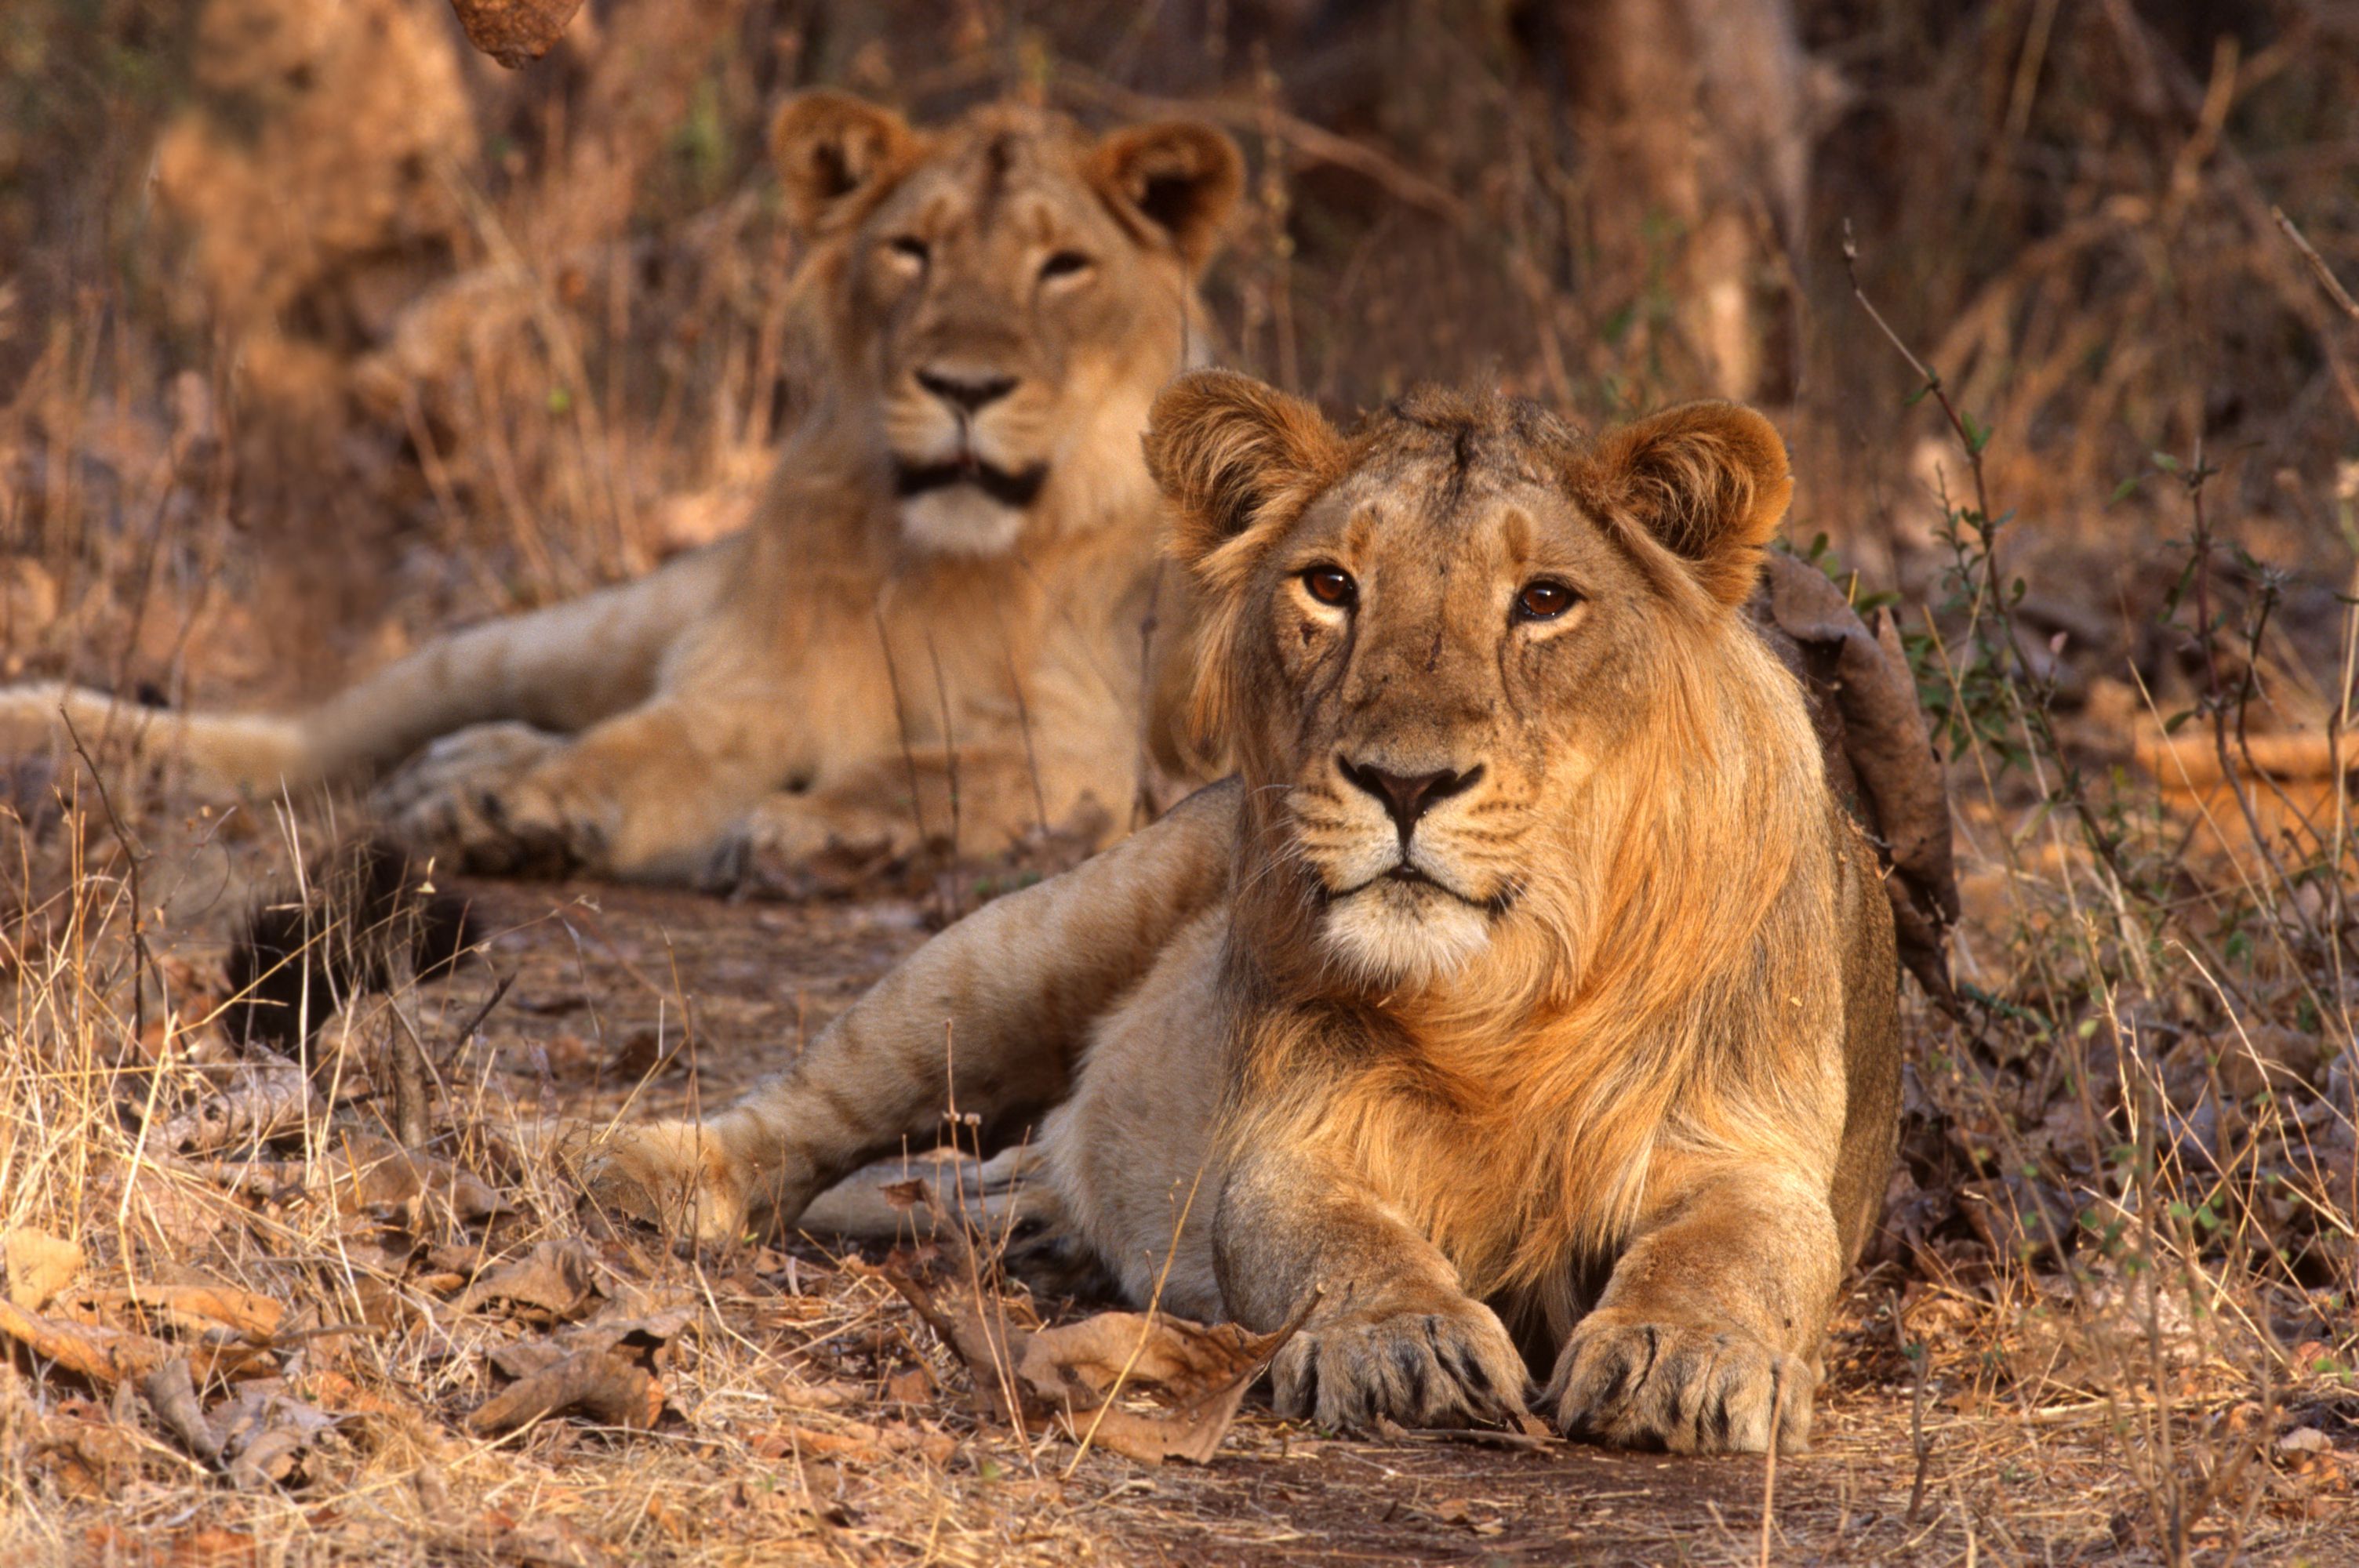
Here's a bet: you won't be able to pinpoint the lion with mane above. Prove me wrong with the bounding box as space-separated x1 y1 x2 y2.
585 368 1902 1454
2 93 1241 886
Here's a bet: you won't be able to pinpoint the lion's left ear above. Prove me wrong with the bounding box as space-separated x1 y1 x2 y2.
1088 122 1245 270
1582 401 1794 607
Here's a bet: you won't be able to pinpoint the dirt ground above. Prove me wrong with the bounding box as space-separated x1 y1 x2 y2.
11 855 2334 1567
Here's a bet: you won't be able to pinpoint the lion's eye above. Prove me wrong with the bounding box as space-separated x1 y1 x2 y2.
1040 249 1092 281
1516 580 1577 621
886 236 930 268
1303 565 1357 608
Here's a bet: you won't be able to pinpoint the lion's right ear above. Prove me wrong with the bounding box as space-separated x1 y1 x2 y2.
770 92 920 233
1144 370 1346 583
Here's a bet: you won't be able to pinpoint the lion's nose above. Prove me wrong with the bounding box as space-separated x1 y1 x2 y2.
917 368 1018 414
1338 757 1484 843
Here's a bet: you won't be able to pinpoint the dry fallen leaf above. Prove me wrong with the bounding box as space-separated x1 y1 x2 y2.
29 1399 141 1501
889 1270 1310 1465
4 1225 83 1311
469 1295 692 1436
89 1280 287 1341
456 1238 603 1322
446 0 587 68
468 1348 663 1435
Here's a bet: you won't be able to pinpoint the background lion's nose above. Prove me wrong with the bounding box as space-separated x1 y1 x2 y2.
1339 757 1484 842
917 368 1018 413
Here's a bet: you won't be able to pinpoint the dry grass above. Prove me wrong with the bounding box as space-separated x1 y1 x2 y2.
5 1 2359 1563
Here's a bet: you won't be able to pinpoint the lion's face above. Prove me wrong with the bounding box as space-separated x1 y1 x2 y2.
775 94 1241 557
1147 377 1797 993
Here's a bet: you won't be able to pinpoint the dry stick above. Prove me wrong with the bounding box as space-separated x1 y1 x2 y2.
1054 68 1470 227
1130 565 1168 832
1757 1367 1783 1568
938 1020 1034 1475
924 633 964 881
984 590 1050 840
57 708 151 1046
873 605 933 877
2272 206 2359 325
1897 1291 1933 1529
2270 205 2359 1062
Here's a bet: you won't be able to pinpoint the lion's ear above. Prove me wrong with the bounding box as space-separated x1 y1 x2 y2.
1585 401 1793 607
1089 122 1244 270
770 92 920 233
1146 370 1346 575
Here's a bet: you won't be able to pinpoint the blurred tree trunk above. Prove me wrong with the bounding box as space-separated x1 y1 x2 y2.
1559 0 1832 401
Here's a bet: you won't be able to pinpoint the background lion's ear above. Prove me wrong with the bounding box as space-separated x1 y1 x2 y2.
1088 122 1245 269
770 92 920 233
1145 370 1345 575
1585 401 1794 607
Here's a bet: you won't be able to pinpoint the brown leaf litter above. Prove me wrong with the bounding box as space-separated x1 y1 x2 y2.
888 1267 1314 1465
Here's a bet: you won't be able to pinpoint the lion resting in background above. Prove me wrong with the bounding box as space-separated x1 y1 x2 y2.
2 93 1241 886
586 371 1902 1454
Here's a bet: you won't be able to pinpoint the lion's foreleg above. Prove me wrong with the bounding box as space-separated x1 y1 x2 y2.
1544 1167 1841 1454
583 782 1240 1243
1212 1120 1530 1432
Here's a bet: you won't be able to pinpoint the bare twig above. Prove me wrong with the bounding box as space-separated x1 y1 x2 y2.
58 706 151 1044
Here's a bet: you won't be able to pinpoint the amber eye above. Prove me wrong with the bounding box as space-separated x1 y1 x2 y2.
1040 249 1092 281
1303 565 1357 608
886 236 929 267
1516 580 1576 621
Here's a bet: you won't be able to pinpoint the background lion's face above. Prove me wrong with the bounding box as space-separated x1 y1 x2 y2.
1149 376 1795 994
776 96 1241 557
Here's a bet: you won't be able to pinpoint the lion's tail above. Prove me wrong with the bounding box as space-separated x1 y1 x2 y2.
0 682 314 793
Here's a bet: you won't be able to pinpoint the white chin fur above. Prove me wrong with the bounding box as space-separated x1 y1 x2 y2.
1320 882 1492 990
899 488 1028 557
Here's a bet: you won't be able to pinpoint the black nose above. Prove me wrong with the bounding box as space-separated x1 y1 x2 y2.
917 368 1017 414
1338 757 1484 842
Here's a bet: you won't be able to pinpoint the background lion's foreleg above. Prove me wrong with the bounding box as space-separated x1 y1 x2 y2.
374 691 792 880
582 783 1239 1241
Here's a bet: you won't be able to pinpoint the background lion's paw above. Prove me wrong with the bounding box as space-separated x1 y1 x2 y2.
1270 1291 1527 1432
1545 1309 1813 1454
718 795 916 896
373 723 605 876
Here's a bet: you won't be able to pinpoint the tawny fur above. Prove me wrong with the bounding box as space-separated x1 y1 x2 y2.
584 374 1900 1456
1 94 1241 887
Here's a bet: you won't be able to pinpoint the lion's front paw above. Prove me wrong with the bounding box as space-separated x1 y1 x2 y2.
373 723 609 877
1270 1290 1528 1432
567 1120 751 1244
1545 1308 1812 1454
